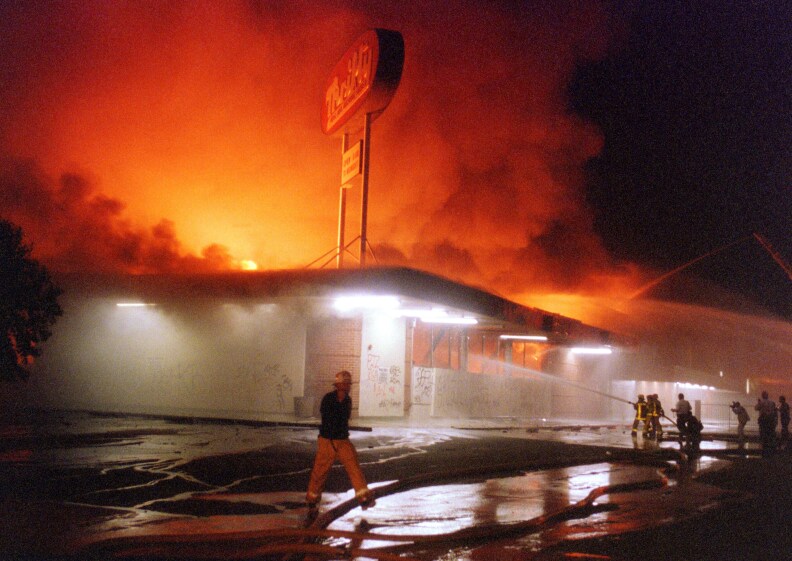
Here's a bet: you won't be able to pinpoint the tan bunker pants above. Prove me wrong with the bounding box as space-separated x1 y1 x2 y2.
306 436 371 505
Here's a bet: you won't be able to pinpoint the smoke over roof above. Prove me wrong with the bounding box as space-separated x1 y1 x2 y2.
0 1 644 298
0 158 233 273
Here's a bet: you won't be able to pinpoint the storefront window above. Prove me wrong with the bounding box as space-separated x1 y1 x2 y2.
412 323 462 369
512 341 526 366
414 324 535 374
412 323 433 366
504 341 548 372
448 331 461 370
465 332 499 374
431 328 451 369
468 334 484 373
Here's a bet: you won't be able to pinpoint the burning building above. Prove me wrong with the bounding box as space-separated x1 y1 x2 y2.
13 267 627 424
0 267 785 428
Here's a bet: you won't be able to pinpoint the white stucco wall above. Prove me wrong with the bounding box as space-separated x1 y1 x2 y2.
428 368 553 420
358 315 406 416
610 380 747 426
28 294 307 419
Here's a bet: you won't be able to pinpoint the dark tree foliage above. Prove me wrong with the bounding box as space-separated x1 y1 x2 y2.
0 219 63 381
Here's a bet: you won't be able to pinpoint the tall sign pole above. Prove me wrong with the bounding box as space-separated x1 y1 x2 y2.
359 113 372 266
321 29 404 268
337 132 349 268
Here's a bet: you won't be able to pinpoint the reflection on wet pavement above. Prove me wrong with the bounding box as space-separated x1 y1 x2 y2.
0 412 752 559
325 462 727 559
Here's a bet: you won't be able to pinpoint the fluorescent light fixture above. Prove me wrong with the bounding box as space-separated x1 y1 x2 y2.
499 334 548 341
395 307 478 324
333 295 400 312
393 307 435 317
332 295 476 324
421 316 478 325
393 307 447 319
674 382 716 390
569 346 612 355
116 302 156 308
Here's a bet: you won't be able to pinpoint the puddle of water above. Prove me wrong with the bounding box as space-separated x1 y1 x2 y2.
325 461 726 558
329 464 652 541
77 490 309 543
2 414 742 560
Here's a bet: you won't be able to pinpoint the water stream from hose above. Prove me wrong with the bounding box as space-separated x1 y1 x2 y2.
482 356 634 405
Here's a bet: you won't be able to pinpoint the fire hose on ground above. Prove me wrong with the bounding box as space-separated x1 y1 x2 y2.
75 448 683 560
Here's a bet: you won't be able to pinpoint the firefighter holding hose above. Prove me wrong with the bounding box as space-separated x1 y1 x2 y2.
647 394 665 439
631 394 648 437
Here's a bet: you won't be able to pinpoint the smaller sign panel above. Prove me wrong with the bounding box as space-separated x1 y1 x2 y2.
341 141 362 185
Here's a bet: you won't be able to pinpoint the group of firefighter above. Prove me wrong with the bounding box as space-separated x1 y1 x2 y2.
631 392 703 449
631 394 664 439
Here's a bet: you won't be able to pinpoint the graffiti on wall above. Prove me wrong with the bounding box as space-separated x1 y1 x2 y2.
359 316 406 417
30 299 308 418
138 355 291 412
430 369 551 419
412 366 434 405
361 349 403 414
432 370 502 416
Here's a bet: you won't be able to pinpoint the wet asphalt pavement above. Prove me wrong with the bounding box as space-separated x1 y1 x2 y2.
0 410 788 561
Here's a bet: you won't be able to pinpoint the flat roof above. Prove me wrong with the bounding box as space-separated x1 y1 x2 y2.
55 267 615 345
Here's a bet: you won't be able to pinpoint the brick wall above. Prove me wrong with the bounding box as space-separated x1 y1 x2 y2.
304 317 362 417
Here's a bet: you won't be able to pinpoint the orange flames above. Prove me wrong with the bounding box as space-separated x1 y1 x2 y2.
0 1 647 302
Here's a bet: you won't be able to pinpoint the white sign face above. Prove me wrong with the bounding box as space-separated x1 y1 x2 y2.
341 141 362 185
321 29 404 135
323 37 375 135
359 315 406 416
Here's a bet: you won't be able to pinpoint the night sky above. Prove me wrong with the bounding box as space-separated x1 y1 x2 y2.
571 1 791 318
0 1 789 320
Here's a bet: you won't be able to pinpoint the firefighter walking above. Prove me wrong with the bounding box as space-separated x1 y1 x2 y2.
306 370 375 523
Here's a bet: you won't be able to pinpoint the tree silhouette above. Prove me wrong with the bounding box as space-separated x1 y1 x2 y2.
0 219 62 381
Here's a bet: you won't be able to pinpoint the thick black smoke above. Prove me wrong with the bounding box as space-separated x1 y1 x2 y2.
0 158 233 273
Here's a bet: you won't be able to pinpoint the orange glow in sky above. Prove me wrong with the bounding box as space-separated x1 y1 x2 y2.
0 1 648 302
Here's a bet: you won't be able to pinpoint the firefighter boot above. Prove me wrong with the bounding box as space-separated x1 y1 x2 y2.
359 490 376 511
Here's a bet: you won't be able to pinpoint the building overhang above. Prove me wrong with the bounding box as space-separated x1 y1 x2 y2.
54 267 620 347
